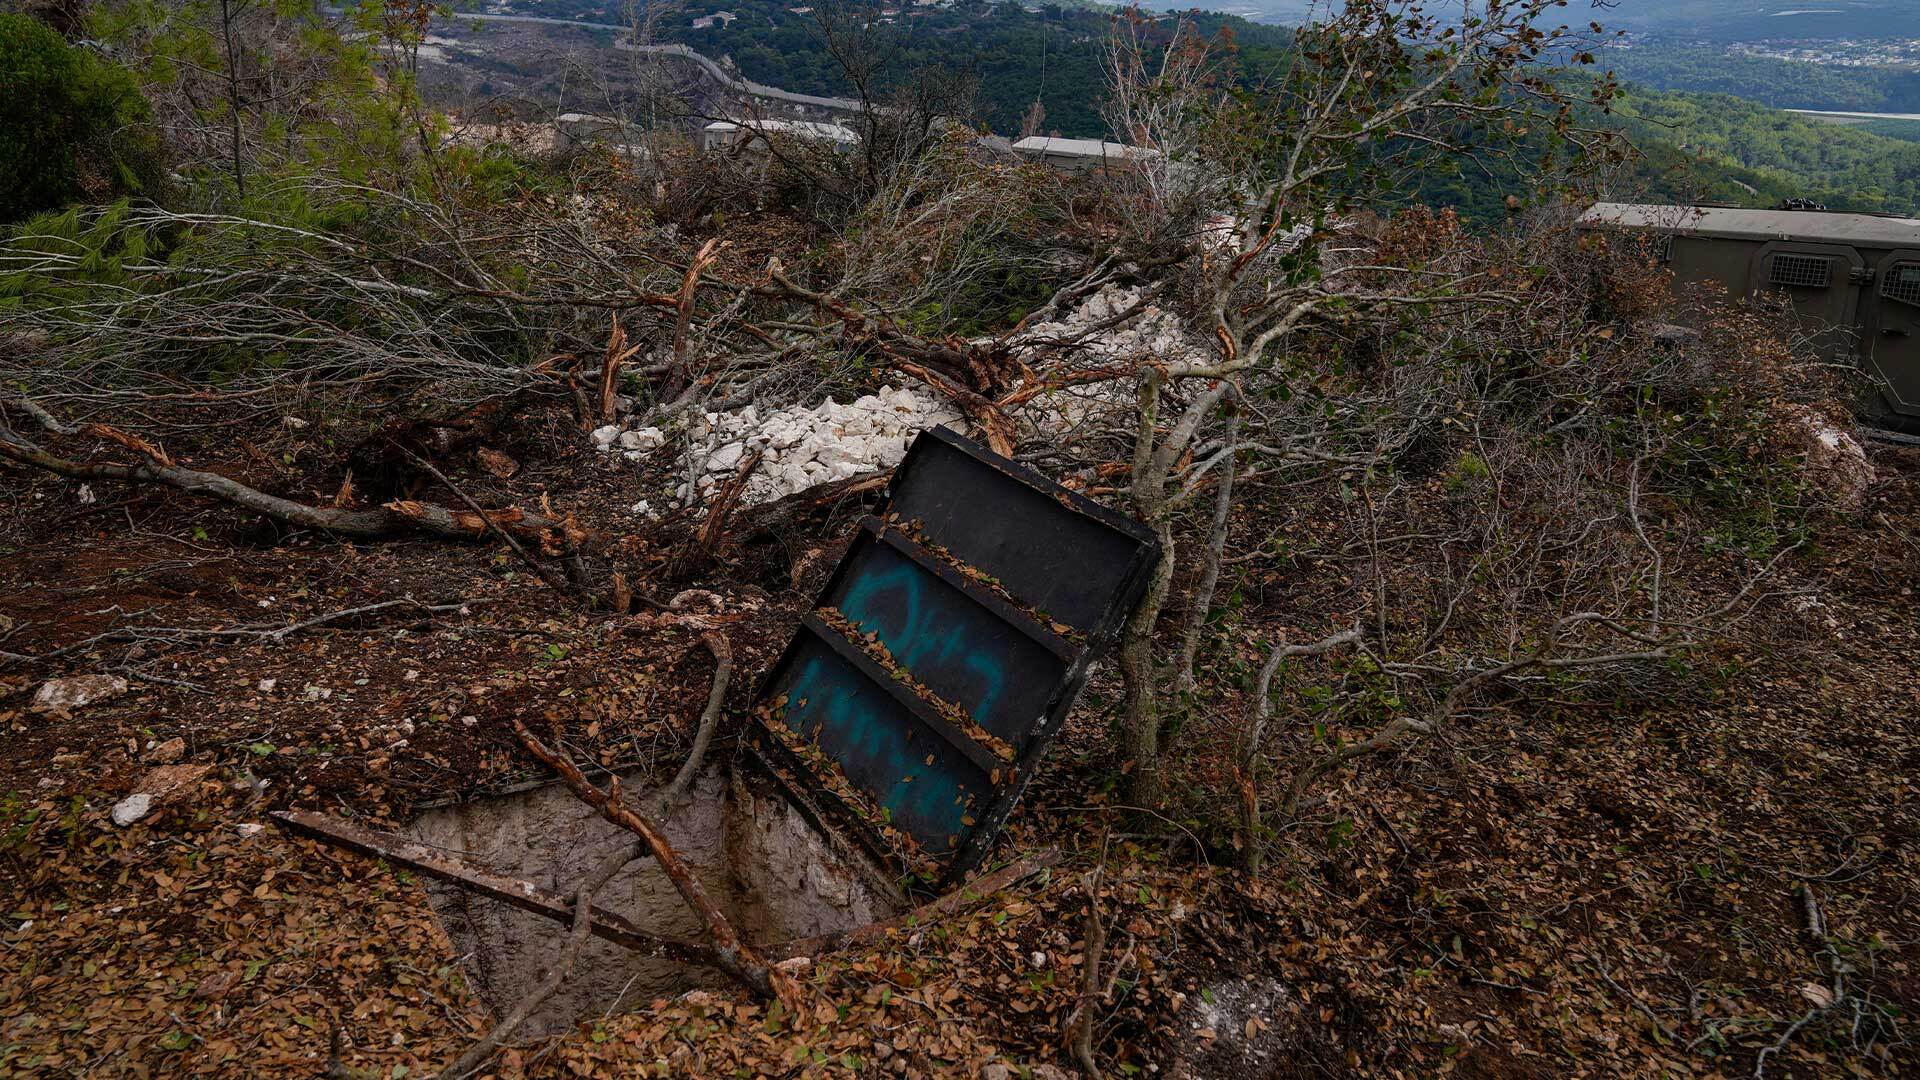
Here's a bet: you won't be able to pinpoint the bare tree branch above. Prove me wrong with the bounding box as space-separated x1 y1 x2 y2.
512 720 807 1014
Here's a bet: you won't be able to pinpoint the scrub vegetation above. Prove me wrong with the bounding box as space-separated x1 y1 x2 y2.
0 2 1915 1078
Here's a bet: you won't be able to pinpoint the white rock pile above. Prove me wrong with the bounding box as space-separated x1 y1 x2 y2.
592 385 964 512
1004 283 1208 434
1776 404 1875 510
1011 284 1203 368
590 286 1226 513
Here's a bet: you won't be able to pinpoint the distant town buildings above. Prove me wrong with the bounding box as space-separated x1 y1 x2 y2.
554 112 648 157
1728 37 1920 68
692 10 737 29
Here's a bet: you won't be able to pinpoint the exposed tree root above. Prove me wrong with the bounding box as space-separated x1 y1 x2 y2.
431 868 598 1080
1064 837 1111 1079
0 424 565 543
666 630 733 804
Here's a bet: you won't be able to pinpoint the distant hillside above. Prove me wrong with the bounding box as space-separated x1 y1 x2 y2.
1598 0 1920 41
431 2 1920 219
661 0 1292 137
1604 41 1920 114
1610 84 1920 215
1144 1 1920 39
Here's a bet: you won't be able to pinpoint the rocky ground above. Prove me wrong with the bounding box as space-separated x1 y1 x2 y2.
1 409 1916 1078
592 384 964 513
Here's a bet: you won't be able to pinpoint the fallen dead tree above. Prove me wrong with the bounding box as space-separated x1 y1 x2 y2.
0 412 569 544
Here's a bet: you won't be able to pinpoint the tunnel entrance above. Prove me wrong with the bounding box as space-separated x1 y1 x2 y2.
404 767 900 1034
271 426 1154 1035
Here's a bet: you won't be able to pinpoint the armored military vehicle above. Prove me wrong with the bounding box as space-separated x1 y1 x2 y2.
1578 202 1920 428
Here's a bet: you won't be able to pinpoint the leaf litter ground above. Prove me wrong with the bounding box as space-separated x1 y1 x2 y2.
1 421 1917 1078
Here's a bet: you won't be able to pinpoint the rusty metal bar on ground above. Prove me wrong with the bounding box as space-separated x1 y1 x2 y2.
272 809 1058 962
271 810 718 965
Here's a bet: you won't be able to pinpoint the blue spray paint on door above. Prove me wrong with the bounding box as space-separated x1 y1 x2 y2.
750 427 1160 884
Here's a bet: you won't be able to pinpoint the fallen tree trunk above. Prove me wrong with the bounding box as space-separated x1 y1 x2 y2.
0 431 563 542
513 720 808 1014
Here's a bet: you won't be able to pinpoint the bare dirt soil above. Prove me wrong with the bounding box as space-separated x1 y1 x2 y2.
2 415 1916 1078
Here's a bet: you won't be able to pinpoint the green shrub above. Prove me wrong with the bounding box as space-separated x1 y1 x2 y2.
0 14 160 222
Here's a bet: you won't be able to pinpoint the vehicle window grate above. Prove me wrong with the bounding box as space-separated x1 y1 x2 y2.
1769 253 1832 289
1883 263 1920 308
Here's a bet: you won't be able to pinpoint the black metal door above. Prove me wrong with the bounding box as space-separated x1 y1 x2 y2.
1867 250 1920 420
749 426 1159 888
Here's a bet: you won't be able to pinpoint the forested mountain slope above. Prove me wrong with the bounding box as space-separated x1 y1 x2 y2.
665 0 1291 137
619 1 1920 216
1611 86 1920 215
1605 42 1920 115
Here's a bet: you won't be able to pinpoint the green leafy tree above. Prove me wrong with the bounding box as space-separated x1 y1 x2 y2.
0 14 159 222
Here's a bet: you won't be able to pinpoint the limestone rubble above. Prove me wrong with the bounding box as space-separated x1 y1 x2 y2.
594 385 963 512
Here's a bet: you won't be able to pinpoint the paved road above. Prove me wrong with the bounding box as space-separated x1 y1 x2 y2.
327 6 864 114
329 6 630 31
1788 109 1920 123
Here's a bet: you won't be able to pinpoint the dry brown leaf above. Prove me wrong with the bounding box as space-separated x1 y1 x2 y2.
476 446 519 479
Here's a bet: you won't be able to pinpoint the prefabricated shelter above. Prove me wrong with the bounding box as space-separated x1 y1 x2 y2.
1010 136 1160 175
554 113 650 158
701 118 859 154
1578 202 1920 425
